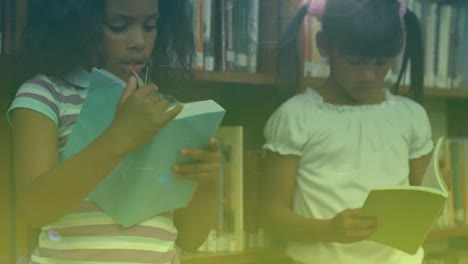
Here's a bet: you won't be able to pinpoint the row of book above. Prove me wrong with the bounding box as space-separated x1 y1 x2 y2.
191 0 260 73
196 126 246 253
303 0 468 90
0 0 26 55
194 141 275 253
434 138 468 229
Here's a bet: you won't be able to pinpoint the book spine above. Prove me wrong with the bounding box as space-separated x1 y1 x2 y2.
463 140 468 224
2 0 11 54
225 0 236 71
303 15 312 78
203 0 215 71
219 0 227 72
247 0 260 73
448 7 457 89
437 5 452 89
444 138 455 227
424 4 437 88
460 7 468 90
0 0 4 54
195 0 205 70
258 0 278 75
450 141 464 226
454 6 466 89
235 0 249 72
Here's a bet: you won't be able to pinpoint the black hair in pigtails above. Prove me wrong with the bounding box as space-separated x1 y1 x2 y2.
395 9 425 104
277 5 308 100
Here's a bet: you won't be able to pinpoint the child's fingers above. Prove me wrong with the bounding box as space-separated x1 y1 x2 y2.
163 103 183 122
137 83 159 97
344 208 363 218
180 148 221 162
120 76 138 104
349 218 378 230
345 228 377 242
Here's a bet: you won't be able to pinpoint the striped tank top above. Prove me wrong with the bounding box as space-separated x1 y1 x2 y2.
8 68 180 264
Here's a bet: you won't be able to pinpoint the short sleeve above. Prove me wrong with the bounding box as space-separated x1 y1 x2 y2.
409 103 434 159
263 97 309 156
7 76 60 126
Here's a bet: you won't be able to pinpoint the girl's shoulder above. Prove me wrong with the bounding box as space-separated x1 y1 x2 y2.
277 88 323 114
388 92 429 118
19 74 76 95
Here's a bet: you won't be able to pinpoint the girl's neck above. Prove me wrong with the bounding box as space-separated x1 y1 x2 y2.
314 78 386 106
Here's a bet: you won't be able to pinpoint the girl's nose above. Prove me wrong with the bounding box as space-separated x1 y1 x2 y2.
128 28 146 50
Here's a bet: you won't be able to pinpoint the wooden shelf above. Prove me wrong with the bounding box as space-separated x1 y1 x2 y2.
425 88 468 99
191 73 468 99
427 227 468 241
181 248 290 264
193 71 277 85
304 77 468 99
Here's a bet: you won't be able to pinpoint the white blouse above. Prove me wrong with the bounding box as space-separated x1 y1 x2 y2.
263 88 434 264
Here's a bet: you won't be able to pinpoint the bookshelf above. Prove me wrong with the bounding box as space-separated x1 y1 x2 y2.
2 0 468 264
425 88 468 99
193 71 277 85
428 227 468 241
194 73 468 99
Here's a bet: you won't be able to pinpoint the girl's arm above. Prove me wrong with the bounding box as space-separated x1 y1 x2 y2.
408 154 431 186
409 153 452 188
263 151 331 243
263 151 377 244
174 186 218 251
12 81 182 228
173 139 220 251
12 109 126 228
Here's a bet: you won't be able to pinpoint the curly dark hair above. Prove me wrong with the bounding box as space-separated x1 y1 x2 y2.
18 0 194 83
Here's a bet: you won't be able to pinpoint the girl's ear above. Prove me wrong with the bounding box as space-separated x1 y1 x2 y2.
316 31 329 57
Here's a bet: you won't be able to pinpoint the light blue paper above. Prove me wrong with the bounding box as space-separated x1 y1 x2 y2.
63 68 225 227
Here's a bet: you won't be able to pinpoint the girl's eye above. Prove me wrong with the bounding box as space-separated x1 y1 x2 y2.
144 25 157 32
107 24 127 33
375 59 390 66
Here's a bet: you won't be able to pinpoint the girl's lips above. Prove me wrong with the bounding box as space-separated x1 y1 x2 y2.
121 64 145 74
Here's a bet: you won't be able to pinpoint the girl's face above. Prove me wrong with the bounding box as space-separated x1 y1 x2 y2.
102 0 158 81
329 48 394 104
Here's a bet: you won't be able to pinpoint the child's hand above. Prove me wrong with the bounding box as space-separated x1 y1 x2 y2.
109 77 183 153
327 208 378 243
173 138 221 188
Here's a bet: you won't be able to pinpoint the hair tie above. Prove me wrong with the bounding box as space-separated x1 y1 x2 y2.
306 0 327 20
306 0 407 20
399 0 407 18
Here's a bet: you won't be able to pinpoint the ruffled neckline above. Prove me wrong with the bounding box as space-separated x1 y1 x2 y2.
305 87 395 113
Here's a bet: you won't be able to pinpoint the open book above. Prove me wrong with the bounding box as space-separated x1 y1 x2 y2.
360 137 448 255
62 68 226 227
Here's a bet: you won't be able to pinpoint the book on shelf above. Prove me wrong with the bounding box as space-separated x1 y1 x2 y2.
192 0 205 70
359 137 449 255
62 68 226 227
191 0 261 74
203 0 215 71
197 126 245 253
0 0 4 54
434 137 468 229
